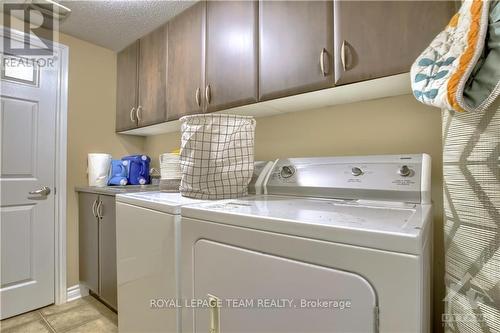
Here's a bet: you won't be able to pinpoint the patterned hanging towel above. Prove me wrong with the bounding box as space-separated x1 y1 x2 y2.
411 0 500 112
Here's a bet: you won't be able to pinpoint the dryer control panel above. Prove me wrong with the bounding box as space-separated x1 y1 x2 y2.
266 154 431 204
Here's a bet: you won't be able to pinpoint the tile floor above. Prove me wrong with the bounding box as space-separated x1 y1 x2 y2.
0 296 117 333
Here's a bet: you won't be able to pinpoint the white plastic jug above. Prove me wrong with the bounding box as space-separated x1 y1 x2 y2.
88 153 112 187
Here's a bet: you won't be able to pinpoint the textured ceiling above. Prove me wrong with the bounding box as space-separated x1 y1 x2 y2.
58 1 196 51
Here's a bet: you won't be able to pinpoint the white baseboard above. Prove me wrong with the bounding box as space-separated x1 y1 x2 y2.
66 285 89 302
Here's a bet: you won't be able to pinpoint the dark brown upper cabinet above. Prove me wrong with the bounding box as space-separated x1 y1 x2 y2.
205 1 258 112
167 1 206 121
116 41 139 132
116 0 458 133
137 24 167 127
116 25 167 132
259 1 334 101
333 1 457 85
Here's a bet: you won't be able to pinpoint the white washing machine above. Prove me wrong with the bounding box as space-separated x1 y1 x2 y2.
180 154 432 333
115 161 274 333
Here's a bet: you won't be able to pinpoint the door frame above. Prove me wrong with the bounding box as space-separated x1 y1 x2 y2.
1 27 69 305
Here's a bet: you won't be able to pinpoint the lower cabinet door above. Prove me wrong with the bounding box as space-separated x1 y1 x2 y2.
78 193 99 294
193 239 377 332
98 195 117 309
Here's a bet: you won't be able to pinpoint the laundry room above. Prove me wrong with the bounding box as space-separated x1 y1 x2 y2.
1 1 498 333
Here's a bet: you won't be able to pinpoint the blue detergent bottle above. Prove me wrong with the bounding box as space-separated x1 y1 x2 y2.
108 160 128 186
122 155 151 185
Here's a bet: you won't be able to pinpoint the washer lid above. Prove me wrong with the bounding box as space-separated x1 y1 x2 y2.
181 195 432 255
116 191 205 214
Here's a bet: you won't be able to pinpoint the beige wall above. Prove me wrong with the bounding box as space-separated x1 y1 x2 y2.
60 33 145 287
144 94 445 329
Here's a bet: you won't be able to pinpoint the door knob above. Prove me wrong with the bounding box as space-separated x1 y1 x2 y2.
29 186 51 196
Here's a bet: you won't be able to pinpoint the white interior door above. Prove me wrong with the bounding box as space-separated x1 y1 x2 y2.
193 240 377 333
0 49 58 319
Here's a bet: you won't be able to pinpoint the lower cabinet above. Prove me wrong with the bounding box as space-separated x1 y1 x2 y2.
78 192 117 310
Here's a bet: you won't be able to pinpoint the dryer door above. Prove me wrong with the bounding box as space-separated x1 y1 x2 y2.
193 239 377 333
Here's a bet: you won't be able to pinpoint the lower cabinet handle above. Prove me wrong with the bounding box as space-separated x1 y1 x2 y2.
208 294 220 333
341 40 348 72
320 48 327 76
205 85 211 105
195 87 201 107
136 106 142 122
91 199 98 218
129 107 136 122
97 200 103 219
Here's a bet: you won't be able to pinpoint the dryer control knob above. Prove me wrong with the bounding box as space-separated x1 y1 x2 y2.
351 167 363 176
280 165 295 178
398 165 412 177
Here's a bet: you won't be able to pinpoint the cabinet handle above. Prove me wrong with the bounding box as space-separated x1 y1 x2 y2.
205 85 211 105
320 48 328 76
91 199 98 218
96 200 103 219
136 105 142 122
195 87 201 107
129 107 136 122
340 40 348 71
208 294 220 333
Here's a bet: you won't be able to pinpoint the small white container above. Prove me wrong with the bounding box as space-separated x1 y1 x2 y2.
87 153 112 187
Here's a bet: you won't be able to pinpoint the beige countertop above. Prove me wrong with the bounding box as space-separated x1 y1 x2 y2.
75 185 160 196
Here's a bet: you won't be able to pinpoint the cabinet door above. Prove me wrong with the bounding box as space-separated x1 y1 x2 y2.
116 41 139 131
78 193 99 293
167 2 205 120
334 1 457 85
97 195 117 310
259 1 334 101
138 24 167 127
205 1 258 112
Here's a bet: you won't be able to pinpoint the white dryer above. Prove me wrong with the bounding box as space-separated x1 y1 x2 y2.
115 161 274 333
180 154 432 333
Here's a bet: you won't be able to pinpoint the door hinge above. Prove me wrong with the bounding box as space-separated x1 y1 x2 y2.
374 305 379 332
54 187 56 195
